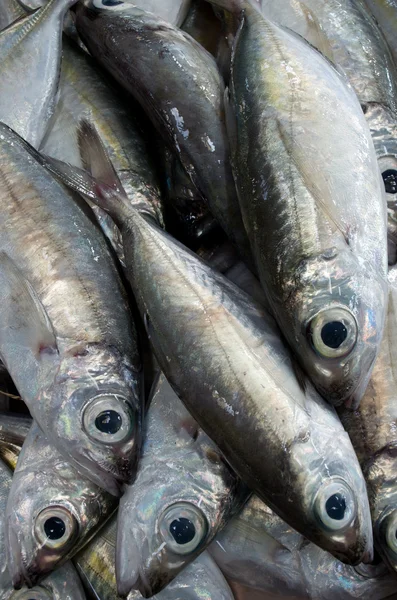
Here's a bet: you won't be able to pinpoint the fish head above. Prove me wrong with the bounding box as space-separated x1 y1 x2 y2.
6 429 116 587
285 248 387 407
116 375 248 597
365 447 397 574
282 389 373 565
78 0 149 16
47 346 142 496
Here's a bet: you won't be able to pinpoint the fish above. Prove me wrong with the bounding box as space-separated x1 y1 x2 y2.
363 0 397 66
116 373 250 597
0 122 142 497
338 263 397 574
226 3 388 408
0 0 26 31
257 0 397 268
210 495 397 600
75 513 235 600
0 0 78 148
0 446 87 600
6 421 117 588
74 0 253 266
41 35 163 263
0 413 31 471
45 121 374 566
181 0 224 58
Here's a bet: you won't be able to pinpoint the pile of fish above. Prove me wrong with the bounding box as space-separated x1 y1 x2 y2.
1 0 397 598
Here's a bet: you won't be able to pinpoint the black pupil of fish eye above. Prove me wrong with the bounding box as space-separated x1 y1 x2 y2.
102 0 123 5
382 169 397 194
320 321 348 349
325 493 347 521
169 517 196 545
43 516 66 540
95 410 122 434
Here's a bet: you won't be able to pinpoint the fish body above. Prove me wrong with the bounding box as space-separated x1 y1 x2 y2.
339 264 397 573
74 0 252 264
0 0 26 31
116 374 249 597
6 422 117 587
0 0 78 147
363 0 397 65
0 123 142 496
228 6 388 407
76 514 234 600
211 496 397 600
41 36 163 261
0 413 31 471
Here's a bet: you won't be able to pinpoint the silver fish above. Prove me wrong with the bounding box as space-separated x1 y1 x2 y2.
76 513 234 600
116 374 249 597
0 0 25 31
227 4 388 408
0 451 87 600
48 122 374 566
74 0 252 266
0 413 31 471
210 496 397 600
41 36 163 263
363 0 397 65
6 422 117 588
0 122 142 497
339 263 397 574
0 0 78 148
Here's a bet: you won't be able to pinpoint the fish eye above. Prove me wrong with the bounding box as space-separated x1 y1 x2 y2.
10 589 52 600
382 169 397 194
308 306 357 359
34 506 77 550
92 0 124 7
159 502 208 555
314 480 356 531
82 394 133 444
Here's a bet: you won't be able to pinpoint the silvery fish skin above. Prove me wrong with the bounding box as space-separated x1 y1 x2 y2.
0 413 31 471
0 0 25 31
75 515 234 600
0 454 87 600
116 374 249 597
60 136 374 568
210 496 397 600
228 6 388 408
41 36 163 263
339 264 397 574
6 422 117 588
0 0 78 148
259 0 397 268
0 123 142 497
74 0 252 265
363 0 397 65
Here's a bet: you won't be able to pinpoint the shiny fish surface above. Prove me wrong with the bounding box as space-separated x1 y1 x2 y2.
228 5 388 408
0 453 87 600
0 0 25 31
116 374 249 597
0 123 142 497
74 0 252 264
339 263 397 574
41 36 163 261
76 514 234 600
0 413 31 471
363 0 397 65
210 496 397 599
0 0 77 148
6 422 117 588
58 131 374 567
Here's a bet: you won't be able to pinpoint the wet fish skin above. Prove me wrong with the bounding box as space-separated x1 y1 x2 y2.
210 496 397 600
116 374 250 597
0 0 78 148
0 412 31 471
0 122 142 496
76 514 234 600
41 36 164 263
74 0 252 265
6 422 117 588
0 0 26 31
228 6 388 408
339 264 397 574
363 0 397 65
